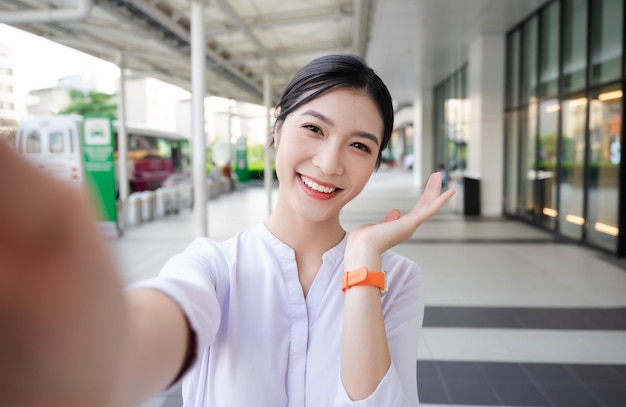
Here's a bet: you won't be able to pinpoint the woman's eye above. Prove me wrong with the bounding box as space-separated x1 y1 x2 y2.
352 142 372 154
303 124 322 134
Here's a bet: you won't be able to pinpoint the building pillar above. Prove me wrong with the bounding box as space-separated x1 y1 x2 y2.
467 35 505 216
191 0 207 236
412 89 434 189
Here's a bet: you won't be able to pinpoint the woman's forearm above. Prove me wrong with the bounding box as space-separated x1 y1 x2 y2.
340 244 390 400
118 288 191 406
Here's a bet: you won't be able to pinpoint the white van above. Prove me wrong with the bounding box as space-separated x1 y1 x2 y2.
15 115 84 185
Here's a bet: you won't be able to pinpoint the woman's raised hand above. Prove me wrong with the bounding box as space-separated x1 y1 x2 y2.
344 172 455 269
0 141 129 407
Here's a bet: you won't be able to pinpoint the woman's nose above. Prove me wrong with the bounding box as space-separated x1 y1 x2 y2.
312 143 344 175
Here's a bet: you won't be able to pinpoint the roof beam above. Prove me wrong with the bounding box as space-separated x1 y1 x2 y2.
97 0 263 98
229 41 353 63
213 0 286 77
203 7 351 37
0 0 93 24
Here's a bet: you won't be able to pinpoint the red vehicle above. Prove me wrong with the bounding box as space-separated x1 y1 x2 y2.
120 127 191 192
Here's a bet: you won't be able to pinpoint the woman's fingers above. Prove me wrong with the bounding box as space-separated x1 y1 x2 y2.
351 172 456 252
411 172 455 222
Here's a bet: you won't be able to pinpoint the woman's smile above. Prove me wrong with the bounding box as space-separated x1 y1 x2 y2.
298 173 342 200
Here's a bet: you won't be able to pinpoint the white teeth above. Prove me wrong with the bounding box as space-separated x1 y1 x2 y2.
300 175 336 194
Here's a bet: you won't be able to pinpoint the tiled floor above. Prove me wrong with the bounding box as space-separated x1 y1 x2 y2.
108 170 626 407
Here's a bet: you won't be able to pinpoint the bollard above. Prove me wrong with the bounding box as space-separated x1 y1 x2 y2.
219 179 229 195
208 179 220 200
140 190 155 222
162 188 172 214
127 192 142 225
167 187 179 214
155 188 166 217
180 184 193 209
174 185 187 211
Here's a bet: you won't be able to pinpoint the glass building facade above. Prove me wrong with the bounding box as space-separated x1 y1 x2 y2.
504 0 624 255
433 65 469 174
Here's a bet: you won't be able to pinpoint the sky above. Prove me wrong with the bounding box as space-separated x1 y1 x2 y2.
0 23 120 113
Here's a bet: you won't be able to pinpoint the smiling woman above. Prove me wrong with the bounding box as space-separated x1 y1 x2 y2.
0 54 454 407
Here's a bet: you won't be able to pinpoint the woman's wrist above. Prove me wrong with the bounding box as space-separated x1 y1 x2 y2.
344 241 382 272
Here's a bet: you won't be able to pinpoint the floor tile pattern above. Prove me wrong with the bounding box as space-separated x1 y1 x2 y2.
417 360 626 407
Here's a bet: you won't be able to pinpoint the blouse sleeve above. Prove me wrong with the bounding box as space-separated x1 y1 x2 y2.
333 254 424 406
127 237 224 360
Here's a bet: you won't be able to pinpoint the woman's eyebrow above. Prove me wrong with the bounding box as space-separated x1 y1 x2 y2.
355 131 380 147
301 109 333 126
300 109 380 146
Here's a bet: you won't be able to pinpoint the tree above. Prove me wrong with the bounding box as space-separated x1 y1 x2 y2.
60 89 118 118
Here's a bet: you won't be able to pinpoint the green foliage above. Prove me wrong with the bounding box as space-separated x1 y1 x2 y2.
246 144 276 180
60 89 118 118
247 144 267 169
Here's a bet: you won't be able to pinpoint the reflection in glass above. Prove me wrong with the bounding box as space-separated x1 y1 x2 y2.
587 88 621 251
590 0 623 85
434 84 446 169
444 67 469 172
521 16 538 104
505 111 520 215
538 99 559 229
539 2 560 98
520 104 537 221
562 0 587 93
433 66 469 177
507 31 521 108
559 97 587 240
49 132 65 154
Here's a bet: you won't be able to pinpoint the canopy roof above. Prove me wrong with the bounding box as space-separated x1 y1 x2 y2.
1 0 550 106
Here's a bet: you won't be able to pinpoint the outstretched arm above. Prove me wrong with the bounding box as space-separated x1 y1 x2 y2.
341 171 455 401
0 141 190 407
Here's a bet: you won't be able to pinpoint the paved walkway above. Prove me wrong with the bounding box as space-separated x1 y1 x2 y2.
107 169 626 407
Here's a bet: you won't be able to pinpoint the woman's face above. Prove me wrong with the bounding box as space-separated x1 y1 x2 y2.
274 87 384 223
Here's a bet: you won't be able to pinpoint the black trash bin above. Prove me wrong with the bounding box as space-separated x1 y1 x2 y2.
463 177 481 216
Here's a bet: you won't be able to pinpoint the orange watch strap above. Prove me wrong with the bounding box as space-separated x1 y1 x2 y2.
342 266 387 294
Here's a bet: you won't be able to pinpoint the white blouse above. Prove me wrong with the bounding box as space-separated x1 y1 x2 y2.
134 222 424 406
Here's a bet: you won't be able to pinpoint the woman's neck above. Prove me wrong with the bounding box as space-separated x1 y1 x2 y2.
265 210 345 257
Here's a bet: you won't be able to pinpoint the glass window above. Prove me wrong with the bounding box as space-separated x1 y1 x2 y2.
505 110 520 215
590 0 623 85
520 103 538 221
49 131 65 153
559 96 588 240
68 129 75 153
538 99 559 229
521 16 539 104
26 131 41 154
562 0 588 93
539 1 560 98
587 87 621 251
158 138 172 158
506 30 520 108
434 84 446 168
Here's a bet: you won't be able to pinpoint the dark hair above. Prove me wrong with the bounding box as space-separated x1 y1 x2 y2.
272 54 394 169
